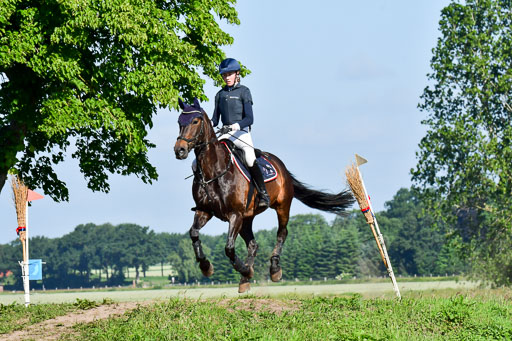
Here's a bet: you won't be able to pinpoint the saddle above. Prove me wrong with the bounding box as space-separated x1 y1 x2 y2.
220 140 278 183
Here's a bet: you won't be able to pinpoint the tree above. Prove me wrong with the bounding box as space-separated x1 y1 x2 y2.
0 241 18 285
116 224 149 283
209 235 239 283
0 0 241 200
168 238 204 283
333 212 383 277
380 188 462 276
334 224 360 278
412 0 512 285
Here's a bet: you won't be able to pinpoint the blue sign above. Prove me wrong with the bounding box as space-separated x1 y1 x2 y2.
29 259 42 281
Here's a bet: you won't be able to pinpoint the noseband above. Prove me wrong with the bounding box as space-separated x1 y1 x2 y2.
176 107 231 202
177 117 205 146
176 107 207 150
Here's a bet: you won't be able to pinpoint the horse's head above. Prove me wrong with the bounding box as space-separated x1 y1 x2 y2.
174 98 210 159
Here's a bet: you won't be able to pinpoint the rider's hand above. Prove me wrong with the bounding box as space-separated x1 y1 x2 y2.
230 123 240 131
219 125 232 135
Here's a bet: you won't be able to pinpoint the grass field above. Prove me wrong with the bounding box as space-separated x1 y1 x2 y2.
1 281 511 340
0 280 478 304
72 292 512 340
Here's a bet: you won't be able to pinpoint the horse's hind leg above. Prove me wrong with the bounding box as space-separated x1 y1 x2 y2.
225 214 252 282
238 217 258 293
189 210 214 277
270 205 290 282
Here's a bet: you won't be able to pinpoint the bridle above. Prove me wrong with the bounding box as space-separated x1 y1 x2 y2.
176 110 232 202
176 113 206 148
176 111 217 153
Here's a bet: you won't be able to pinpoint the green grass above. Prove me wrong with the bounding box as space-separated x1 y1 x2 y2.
0 301 75 334
1 286 509 340
0 298 115 335
70 290 512 340
0 280 480 305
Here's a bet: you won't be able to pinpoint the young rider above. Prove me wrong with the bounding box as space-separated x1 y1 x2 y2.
211 58 270 208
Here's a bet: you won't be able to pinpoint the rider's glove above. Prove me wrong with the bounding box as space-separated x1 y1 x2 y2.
230 123 240 131
219 125 232 135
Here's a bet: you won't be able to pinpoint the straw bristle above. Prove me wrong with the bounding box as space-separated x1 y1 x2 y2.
345 164 374 224
11 175 28 227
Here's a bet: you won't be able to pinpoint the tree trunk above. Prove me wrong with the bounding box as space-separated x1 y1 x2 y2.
0 66 38 195
0 122 25 195
135 266 140 284
161 261 164 277
0 173 6 195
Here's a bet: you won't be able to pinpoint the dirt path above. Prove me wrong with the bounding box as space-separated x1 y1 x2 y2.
3 301 153 341
2 298 299 340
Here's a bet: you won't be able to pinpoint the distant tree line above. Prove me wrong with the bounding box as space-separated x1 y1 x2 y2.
0 188 467 289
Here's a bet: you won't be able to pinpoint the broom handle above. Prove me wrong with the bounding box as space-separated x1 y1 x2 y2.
25 201 29 264
356 167 401 300
372 213 401 299
24 201 30 307
369 223 387 267
22 239 27 263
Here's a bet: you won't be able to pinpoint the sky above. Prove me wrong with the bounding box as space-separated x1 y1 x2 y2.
0 1 451 244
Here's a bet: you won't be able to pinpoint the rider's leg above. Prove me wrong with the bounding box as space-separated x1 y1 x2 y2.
248 162 270 208
232 130 270 208
230 130 270 208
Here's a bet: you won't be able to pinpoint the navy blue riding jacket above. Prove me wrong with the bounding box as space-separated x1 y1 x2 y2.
212 83 254 130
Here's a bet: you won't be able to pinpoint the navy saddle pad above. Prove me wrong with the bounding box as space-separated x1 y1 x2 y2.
221 141 278 183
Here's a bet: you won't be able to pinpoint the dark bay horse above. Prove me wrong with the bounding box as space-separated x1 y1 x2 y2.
174 98 354 292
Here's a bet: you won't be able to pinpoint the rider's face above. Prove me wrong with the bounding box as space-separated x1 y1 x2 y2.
222 71 238 87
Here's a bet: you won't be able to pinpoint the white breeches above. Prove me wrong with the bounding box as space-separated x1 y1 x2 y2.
219 128 256 167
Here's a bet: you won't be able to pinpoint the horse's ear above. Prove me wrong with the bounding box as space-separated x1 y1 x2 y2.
193 97 200 109
178 98 185 110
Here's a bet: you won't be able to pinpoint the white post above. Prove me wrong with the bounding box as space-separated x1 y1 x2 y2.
23 201 30 307
356 161 401 300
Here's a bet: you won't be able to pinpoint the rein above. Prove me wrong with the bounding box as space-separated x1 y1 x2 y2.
178 114 232 202
193 140 233 203
195 153 233 186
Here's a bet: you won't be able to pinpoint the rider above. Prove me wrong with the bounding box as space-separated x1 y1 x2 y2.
212 58 270 208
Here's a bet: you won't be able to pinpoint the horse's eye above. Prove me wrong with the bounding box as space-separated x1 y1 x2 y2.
193 120 199 124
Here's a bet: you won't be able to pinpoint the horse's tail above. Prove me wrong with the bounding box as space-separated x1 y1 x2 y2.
289 172 355 215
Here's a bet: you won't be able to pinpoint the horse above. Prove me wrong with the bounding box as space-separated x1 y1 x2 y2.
173 98 354 292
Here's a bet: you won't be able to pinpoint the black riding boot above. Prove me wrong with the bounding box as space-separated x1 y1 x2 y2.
249 163 270 208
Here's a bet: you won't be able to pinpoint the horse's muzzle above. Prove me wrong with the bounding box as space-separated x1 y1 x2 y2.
174 145 189 160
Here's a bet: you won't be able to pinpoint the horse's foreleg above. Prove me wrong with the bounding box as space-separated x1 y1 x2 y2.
189 210 214 277
270 205 290 282
238 218 258 293
240 218 258 273
225 214 252 278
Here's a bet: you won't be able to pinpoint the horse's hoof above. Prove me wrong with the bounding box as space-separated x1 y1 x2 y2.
238 281 251 293
270 268 282 282
201 263 214 277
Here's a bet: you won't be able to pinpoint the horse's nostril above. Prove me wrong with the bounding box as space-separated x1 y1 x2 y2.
176 147 187 158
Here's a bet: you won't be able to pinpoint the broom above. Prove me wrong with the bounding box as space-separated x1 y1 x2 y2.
11 175 28 263
345 164 386 266
345 161 401 299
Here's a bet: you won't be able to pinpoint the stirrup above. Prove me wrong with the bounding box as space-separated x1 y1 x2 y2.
257 192 270 208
